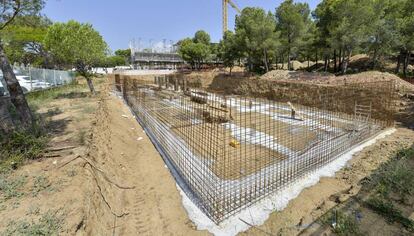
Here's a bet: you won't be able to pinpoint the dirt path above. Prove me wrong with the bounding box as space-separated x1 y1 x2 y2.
83 92 208 235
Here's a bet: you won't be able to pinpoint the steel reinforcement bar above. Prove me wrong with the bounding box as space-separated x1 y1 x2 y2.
115 75 395 223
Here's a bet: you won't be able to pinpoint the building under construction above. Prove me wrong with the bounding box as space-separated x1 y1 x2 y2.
114 74 395 223
131 52 184 70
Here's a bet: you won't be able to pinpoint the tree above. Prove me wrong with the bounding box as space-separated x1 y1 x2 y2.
105 55 127 67
178 38 210 69
44 20 108 93
314 0 373 74
218 31 243 75
364 0 400 69
299 21 318 70
114 48 131 64
276 0 311 71
0 0 44 128
395 0 414 77
178 31 212 69
193 30 211 45
235 7 279 73
2 15 51 67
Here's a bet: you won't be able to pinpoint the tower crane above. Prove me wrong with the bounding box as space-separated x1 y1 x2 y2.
222 0 241 36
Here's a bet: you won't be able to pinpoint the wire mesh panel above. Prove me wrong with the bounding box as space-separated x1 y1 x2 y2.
118 75 395 223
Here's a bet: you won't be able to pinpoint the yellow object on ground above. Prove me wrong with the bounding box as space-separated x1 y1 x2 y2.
229 140 240 148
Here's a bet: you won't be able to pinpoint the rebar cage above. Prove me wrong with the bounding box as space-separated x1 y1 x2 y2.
115 74 395 223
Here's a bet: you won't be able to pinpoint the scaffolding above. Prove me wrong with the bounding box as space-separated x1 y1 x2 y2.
115 74 395 223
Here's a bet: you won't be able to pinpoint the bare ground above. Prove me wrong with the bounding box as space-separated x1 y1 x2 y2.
82 88 207 235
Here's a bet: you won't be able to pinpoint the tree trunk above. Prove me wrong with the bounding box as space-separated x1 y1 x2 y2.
281 54 284 69
85 77 96 94
342 50 351 74
263 49 269 73
0 41 33 127
339 48 342 70
403 50 409 78
287 47 291 71
307 56 310 70
324 55 328 72
396 51 402 74
372 48 378 69
0 97 15 134
334 50 337 72
315 49 318 69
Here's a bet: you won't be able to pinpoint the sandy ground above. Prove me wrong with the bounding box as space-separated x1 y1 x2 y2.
82 89 208 235
0 86 99 234
1 78 414 235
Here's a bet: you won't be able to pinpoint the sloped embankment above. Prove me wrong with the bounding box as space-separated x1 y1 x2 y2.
82 89 205 235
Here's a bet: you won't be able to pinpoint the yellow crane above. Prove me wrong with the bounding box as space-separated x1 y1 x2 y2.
222 0 241 36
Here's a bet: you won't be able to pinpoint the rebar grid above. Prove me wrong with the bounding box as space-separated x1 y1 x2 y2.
116 75 395 223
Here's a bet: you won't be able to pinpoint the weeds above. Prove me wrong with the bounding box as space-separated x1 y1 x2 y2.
27 205 40 216
2 210 64 236
0 127 48 173
0 174 27 200
31 175 51 197
76 130 87 145
362 146 414 232
365 196 414 231
66 168 77 177
367 147 414 203
26 83 86 109
320 209 364 236
80 104 96 114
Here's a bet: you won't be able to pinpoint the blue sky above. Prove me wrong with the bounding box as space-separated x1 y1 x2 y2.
43 0 320 51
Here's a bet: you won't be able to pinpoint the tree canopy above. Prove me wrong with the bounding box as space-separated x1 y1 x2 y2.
44 20 108 93
178 31 211 69
2 15 51 66
177 0 413 77
235 7 279 73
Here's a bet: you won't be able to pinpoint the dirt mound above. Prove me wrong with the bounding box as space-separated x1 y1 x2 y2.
261 70 414 93
291 60 306 70
261 70 332 81
275 61 311 70
349 54 370 63
340 71 414 93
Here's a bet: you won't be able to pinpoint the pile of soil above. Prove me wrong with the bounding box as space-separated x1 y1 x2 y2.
261 70 332 81
261 70 414 93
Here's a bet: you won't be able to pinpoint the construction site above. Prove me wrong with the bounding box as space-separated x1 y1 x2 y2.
113 72 395 223
2 0 414 235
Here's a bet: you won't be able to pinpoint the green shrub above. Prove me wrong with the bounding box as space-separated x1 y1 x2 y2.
0 126 48 173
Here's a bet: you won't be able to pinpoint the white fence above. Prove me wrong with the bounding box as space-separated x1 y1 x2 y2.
0 66 75 96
